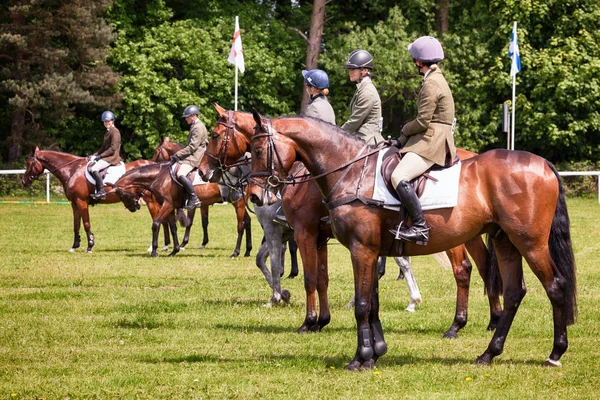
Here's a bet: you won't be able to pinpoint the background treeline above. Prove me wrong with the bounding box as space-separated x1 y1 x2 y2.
1 0 599 169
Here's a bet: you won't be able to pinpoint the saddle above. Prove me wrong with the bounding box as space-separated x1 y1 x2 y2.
169 163 200 185
85 161 126 185
380 146 459 201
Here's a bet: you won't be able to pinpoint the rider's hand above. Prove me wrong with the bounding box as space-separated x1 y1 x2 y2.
170 155 179 163
95 155 102 161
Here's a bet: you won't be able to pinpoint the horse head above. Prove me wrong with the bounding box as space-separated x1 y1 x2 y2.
248 111 296 206
199 103 253 183
22 147 44 187
152 136 182 162
113 183 141 212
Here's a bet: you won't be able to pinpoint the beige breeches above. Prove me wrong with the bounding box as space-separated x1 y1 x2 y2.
391 152 435 188
176 163 194 178
89 159 110 173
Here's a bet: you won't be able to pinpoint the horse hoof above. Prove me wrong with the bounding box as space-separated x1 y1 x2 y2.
199 245 206 250
68 248 76 253
361 359 377 369
443 331 459 339
296 325 308 334
405 303 416 312
344 361 362 371
543 358 562 367
151 252 158 258
179 247 185 251
474 356 491 366
230 253 239 259
281 289 291 304
86 249 93 253
286 274 298 280
263 302 273 308
162 246 169 252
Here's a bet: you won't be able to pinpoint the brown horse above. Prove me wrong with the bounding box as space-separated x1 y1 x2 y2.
21 147 155 252
108 160 251 258
247 112 577 370
199 105 502 338
152 137 252 257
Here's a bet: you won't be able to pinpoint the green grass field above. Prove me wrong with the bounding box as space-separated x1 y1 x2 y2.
1 198 599 399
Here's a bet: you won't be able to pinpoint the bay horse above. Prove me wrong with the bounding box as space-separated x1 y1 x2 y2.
21 147 159 252
248 112 577 369
152 137 252 257
199 105 500 335
108 160 251 258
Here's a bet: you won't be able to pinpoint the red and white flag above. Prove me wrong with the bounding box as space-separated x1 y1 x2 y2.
227 17 245 73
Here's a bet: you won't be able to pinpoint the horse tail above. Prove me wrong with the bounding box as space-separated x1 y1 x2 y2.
485 235 503 297
546 161 578 325
176 208 189 227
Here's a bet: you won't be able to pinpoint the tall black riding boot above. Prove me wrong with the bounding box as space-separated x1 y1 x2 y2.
90 171 106 200
390 181 430 245
177 175 200 209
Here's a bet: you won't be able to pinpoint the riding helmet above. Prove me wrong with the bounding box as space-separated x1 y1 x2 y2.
408 36 444 63
182 105 200 118
342 49 374 69
302 69 330 90
101 111 115 121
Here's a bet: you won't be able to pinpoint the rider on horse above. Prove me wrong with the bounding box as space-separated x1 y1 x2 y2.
88 111 122 200
341 49 384 145
170 105 208 210
390 36 457 245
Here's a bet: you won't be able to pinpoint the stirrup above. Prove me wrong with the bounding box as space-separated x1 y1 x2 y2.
91 191 106 200
390 223 430 246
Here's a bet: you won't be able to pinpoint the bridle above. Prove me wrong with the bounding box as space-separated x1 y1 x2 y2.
204 111 250 174
152 143 171 162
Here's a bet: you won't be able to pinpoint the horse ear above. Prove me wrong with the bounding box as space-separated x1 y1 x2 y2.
159 136 164 144
213 103 226 117
32 146 39 155
252 109 266 130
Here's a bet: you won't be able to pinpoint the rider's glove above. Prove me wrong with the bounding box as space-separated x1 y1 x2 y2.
170 155 179 163
95 155 102 161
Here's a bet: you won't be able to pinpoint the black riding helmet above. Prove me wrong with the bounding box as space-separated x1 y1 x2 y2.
342 49 374 70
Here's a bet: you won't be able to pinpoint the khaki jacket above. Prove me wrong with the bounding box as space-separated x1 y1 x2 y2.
400 67 456 167
96 126 122 165
342 77 384 145
175 118 208 167
305 95 336 125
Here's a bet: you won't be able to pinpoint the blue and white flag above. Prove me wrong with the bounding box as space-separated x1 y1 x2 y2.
509 21 521 76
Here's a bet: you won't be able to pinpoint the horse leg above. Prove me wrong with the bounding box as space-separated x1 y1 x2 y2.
287 238 299 279
78 200 94 253
315 241 331 331
150 204 174 257
255 238 274 287
161 222 170 252
476 232 526 365
167 213 180 257
443 245 473 339
346 244 381 371
279 242 287 277
243 210 252 257
69 202 81 252
465 236 503 331
393 256 422 312
294 228 320 333
230 200 247 258
181 207 196 249
199 205 208 249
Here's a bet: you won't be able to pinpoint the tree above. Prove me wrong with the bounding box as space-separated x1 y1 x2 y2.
299 0 327 112
0 0 119 162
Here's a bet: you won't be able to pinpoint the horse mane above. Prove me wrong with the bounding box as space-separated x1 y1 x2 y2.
37 149 82 159
121 162 162 180
276 115 374 147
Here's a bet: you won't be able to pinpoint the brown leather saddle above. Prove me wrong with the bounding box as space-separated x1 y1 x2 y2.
381 146 458 201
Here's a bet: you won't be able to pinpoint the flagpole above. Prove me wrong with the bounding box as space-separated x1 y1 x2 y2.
510 21 517 151
234 16 239 111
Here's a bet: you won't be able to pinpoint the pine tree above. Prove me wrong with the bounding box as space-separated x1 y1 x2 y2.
0 0 119 162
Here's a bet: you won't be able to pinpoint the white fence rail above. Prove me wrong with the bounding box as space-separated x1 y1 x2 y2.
1 169 599 204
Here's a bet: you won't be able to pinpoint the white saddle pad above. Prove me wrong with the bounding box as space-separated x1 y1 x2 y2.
373 148 461 211
192 173 209 185
85 162 126 185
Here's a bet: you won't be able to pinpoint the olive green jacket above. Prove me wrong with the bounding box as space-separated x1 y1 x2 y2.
175 118 208 167
95 126 122 165
305 95 336 125
341 77 384 145
400 66 457 167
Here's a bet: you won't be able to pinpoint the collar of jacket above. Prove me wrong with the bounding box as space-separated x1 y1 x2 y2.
356 76 372 88
308 93 325 104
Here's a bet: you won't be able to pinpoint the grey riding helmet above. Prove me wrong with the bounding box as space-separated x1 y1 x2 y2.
342 49 374 69
101 111 115 121
408 36 444 63
182 105 200 117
